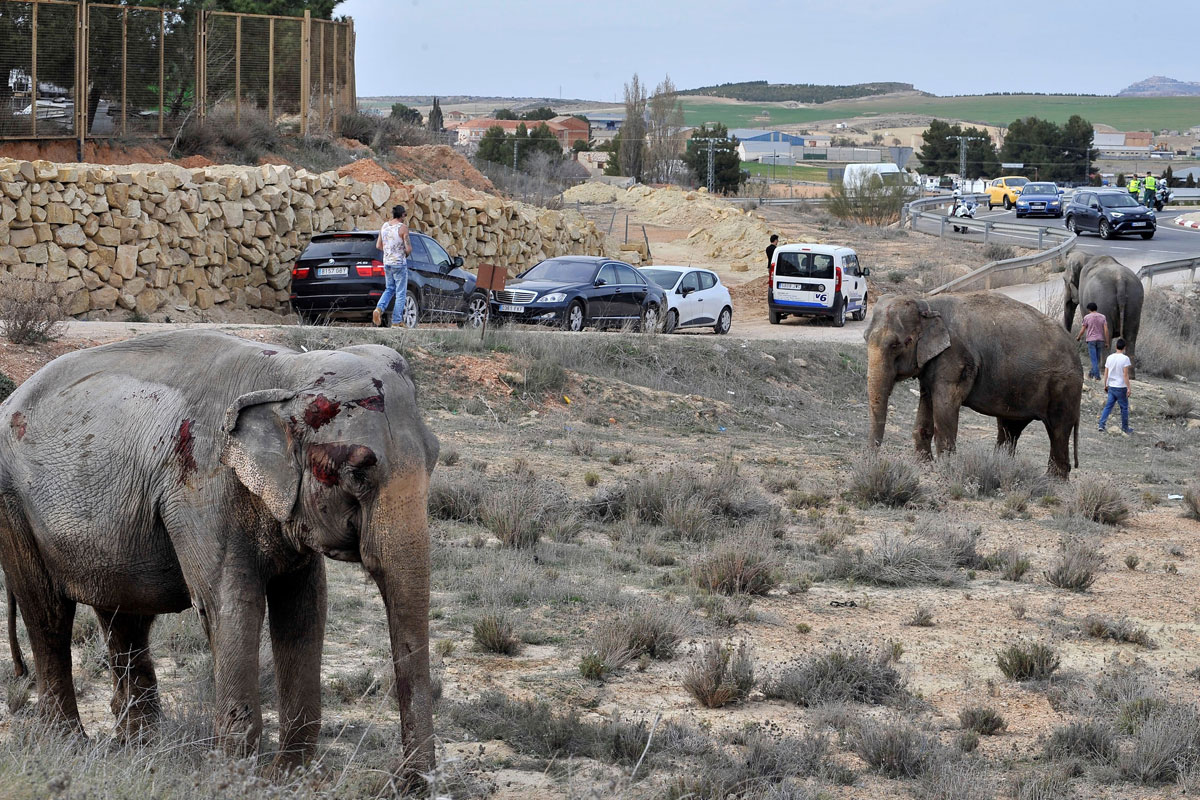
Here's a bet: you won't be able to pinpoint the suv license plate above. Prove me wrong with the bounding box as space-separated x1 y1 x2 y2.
777 282 806 291
1132 222 1147 227
316 267 347 276
498 304 523 313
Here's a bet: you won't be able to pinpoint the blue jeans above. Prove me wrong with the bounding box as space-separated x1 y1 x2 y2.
1086 341 1104 379
1098 387 1130 432
376 263 408 325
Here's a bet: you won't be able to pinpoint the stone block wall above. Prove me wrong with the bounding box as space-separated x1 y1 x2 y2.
0 158 605 318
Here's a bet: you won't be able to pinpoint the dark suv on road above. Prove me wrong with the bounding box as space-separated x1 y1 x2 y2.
289 230 488 327
1064 190 1156 240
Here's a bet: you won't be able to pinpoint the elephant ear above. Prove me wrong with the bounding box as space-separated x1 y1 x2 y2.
220 389 300 523
1063 274 1079 304
915 302 951 368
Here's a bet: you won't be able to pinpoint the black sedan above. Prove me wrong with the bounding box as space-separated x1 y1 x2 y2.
491 256 666 332
289 230 488 327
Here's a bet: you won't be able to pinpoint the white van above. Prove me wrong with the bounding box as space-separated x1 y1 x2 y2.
768 243 869 327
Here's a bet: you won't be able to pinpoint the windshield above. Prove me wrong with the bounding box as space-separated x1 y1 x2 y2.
640 269 682 289
1022 183 1056 195
519 259 598 283
1100 194 1139 208
1008 177 1028 186
302 235 377 260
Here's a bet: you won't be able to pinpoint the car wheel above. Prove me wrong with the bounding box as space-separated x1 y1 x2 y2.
1098 220 1112 240
457 292 489 329
852 294 867 322
713 306 732 335
1141 232 1154 240
563 301 585 332
663 309 678 334
641 304 660 333
401 292 420 328
1066 215 1077 234
769 310 782 325
1003 196 1012 210
832 299 846 328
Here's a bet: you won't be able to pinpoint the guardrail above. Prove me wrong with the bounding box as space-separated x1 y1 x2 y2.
1138 256 1200 288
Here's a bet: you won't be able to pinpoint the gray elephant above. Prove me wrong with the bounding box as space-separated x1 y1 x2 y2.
866 293 1081 478
0 331 437 777
1063 253 1143 380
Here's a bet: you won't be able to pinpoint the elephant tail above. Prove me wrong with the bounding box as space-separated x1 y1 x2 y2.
7 590 25 678
1117 279 1128 338
1073 419 1079 470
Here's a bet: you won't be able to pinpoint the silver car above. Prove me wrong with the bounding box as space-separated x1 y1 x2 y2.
638 266 733 334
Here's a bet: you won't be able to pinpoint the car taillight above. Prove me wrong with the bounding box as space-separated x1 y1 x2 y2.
768 258 775 284
292 266 309 279
355 259 385 277
835 266 842 294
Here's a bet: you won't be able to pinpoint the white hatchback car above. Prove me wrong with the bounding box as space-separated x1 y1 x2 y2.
638 266 733 334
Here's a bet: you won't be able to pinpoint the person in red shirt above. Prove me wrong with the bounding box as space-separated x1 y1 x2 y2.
1075 302 1109 380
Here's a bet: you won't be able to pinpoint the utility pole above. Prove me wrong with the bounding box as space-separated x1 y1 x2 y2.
949 135 984 188
512 139 518 171
707 140 714 193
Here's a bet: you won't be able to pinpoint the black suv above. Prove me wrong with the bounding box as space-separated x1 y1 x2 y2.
1065 190 1156 240
289 231 488 327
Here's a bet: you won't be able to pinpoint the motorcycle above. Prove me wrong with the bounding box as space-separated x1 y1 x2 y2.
950 194 978 233
1155 184 1171 212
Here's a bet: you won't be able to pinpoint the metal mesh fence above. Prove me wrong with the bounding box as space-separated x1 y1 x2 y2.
0 1 353 142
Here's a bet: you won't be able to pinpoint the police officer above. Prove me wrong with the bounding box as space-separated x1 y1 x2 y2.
1128 175 1140 199
1143 172 1157 209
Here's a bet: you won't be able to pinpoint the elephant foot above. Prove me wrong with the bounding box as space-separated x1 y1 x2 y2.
267 752 308 782
113 700 161 744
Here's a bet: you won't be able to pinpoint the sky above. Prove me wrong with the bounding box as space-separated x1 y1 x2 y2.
340 0 1196 101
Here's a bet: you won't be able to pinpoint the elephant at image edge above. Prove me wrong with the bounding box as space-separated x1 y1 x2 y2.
865 292 1081 478
0 331 437 778
1063 253 1144 379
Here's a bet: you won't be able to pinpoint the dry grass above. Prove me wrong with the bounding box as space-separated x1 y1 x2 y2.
1045 538 1105 592
847 454 922 507
692 532 780 595
1083 615 1157 648
682 640 755 709
764 645 905 707
959 705 1007 735
996 642 1060 681
0 278 66 345
824 532 959 587
852 717 945 778
1066 477 1131 526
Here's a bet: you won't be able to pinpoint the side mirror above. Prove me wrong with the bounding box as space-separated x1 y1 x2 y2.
681 286 694 297
452 256 464 268
861 267 871 277
594 279 607 287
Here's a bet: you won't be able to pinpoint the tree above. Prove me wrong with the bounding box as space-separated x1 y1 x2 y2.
493 108 517 120
917 120 999 178
602 130 623 176
1000 115 1094 183
1187 173 1197 189
645 75 686 184
522 122 561 164
427 97 443 133
520 106 556 121
572 139 591 153
390 103 422 125
619 74 648 182
1164 164 1174 187
477 125 510 166
683 123 743 194
1116 173 1126 187
871 133 884 146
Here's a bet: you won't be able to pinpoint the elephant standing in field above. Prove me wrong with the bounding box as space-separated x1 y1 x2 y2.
866 293 1082 478
0 331 437 777
1063 253 1144 379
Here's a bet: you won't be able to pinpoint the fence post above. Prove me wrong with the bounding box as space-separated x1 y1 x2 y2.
158 10 165 137
196 8 206 126
300 10 310 136
75 0 87 158
1038 227 1044 249
331 24 338 134
267 17 274 125
348 18 356 113
121 8 128 137
234 15 242 127
939 216 945 237
30 2 37 139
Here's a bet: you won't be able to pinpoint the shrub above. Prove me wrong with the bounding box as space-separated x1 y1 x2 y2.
1137 290 1200 380
1044 721 1118 763
591 602 691 662
1163 390 1195 419
1121 705 1200 784
920 761 991 800
0 278 66 345
1067 477 1131 525
1045 538 1104 592
682 640 755 708
669 732 840 798
824 533 958 587
848 454 921 507
479 476 576 548
984 545 1031 581
473 613 521 655
947 445 1042 497
1184 485 1200 521
1083 615 1156 648
1012 772 1070 800
908 606 935 627
983 243 1016 262
764 645 904 707
996 642 1060 681
0 372 15 404
959 705 1006 735
826 176 909 225
522 358 568 395
852 718 944 778
692 534 780 595
427 474 486 522
325 667 379 704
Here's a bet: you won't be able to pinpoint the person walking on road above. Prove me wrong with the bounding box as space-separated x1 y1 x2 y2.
1143 172 1157 208
1077 302 1109 380
766 234 779 268
1098 337 1134 435
373 204 412 328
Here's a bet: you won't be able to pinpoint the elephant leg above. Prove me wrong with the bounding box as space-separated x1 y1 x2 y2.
932 390 967 457
21 589 81 729
913 387 935 460
1045 421 1072 480
266 558 327 774
209 576 266 758
96 609 160 740
996 419 1031 453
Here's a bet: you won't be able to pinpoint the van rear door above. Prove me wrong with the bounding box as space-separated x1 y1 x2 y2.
773 251 835 309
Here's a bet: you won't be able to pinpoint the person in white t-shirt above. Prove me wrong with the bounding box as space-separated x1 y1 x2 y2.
373 204 413 327
1098 337 1133 434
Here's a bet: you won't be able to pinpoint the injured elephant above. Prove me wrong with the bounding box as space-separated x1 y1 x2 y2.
865 292 1082 478
0 330 438 779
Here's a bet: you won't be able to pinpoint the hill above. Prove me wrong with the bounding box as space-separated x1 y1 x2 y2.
680 80 917 103
1118 76 1200 97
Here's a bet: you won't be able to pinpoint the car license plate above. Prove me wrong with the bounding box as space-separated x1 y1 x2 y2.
1132 222 1147 227
498 304 523 313
777 282 805 291
316 267 347 277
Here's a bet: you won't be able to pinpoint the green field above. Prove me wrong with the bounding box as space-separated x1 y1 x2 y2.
740 162 830 182
684 95 1200 131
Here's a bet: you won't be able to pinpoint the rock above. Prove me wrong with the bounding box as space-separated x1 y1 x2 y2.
89 285 119 310
135 289 162 315
54 223 87 248
115 245 138 279
9 227 36 248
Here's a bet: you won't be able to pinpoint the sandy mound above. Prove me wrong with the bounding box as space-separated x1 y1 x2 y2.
175 155 215 169
563 182 620 204
727 274 769 318
389 145 494 193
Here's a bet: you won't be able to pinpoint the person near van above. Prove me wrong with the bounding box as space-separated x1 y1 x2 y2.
1143 172 1157 208
1098 337 1133 434
373 204 413 327
1127 176 1140 199
1076 302 1109 380
766 234 778 268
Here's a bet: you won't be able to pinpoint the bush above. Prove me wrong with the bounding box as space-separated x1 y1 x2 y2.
478 475 577 547
826 177 909 225
1044 721 1118 763
1083 615 1156 648
908 606 935 627
670 731 840 799
986 546 1031 582
428 474 486 522
1163 390 1195 419
1121 705 1200 784
1067 477 1131 525
325 667 380 704
946 445 1042 497
591 602 690 662
473 612 521 655
0 278 66 345
1184 484 1200 521
996 642 1060 681
848 454 921 507
920 761 991 800
0 372 14 404
824 533 958 587
692 534 780 595
1136 290 1200 380
853 718 944 778
983 243 1016 262
682 640 755 708
764 645 904 707
522 358 568 395
176 107 279 163
1045 538 1104 592
959 705 1006 735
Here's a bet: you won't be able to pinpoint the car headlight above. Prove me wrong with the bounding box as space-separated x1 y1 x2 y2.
539 292 567 303
1148 210 1156 217
1049 200 1060 205
1111 212 1124 218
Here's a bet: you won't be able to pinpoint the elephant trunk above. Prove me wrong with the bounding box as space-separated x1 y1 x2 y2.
361 470 435 782
867 348 895 448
